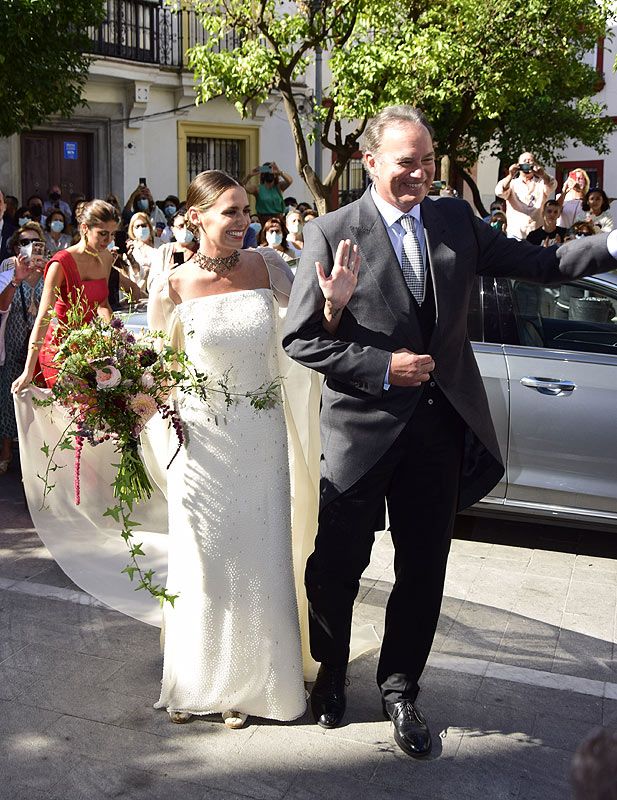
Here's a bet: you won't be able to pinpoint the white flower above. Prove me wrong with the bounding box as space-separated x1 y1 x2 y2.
140 372 155 389
95 366 122 390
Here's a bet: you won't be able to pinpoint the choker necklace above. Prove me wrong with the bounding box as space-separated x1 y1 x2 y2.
193 249 240 275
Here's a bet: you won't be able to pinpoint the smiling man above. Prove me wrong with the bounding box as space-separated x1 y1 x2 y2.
283 105 617 759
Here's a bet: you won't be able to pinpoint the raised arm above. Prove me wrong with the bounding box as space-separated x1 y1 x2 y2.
282 222 390 397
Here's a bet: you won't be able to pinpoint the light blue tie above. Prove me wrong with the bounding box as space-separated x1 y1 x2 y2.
399 215 425 305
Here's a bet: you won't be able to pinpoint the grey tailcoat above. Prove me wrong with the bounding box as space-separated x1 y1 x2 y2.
282 189 615 511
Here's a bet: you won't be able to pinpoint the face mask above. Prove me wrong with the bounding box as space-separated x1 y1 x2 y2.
287 220 302 234
164 205 177 217
29 205 42 219
266 231 283 246
284 205 295 215
248 222 261 235
49 192 61 202
107 241 116 251
50 220 64 233
136 227 150 242
19 243 33 260
174 228 194 244
137 198 149 211
18 217 30 226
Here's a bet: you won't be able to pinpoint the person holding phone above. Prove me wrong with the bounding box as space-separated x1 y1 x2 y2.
242 161 293 225
147 208 198 291
0 223 45 473
495 152 557 240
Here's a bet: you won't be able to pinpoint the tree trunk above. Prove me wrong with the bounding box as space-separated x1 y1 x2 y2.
454 163 489 217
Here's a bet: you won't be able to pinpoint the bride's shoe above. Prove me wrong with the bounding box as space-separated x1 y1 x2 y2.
169 710 192 724
222 710 247 729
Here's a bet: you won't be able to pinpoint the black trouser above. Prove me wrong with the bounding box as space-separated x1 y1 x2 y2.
305 384 465 704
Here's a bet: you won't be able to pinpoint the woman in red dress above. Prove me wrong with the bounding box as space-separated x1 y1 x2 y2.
11 200 119 392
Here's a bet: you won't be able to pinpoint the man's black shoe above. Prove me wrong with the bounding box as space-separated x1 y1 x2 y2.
310 663 348 728
382 699 432 758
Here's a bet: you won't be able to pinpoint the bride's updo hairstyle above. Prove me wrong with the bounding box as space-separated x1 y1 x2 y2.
185 170 241 236
79 199 120 230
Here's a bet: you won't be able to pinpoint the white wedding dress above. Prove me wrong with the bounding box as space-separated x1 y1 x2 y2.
153 287 305 720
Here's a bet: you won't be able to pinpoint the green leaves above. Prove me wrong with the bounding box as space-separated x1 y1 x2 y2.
0 0 105 135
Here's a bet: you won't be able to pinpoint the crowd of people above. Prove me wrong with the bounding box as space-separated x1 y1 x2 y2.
1 116 616 765
489 155 614 244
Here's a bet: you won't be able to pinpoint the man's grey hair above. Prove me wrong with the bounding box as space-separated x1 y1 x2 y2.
363 106 434 156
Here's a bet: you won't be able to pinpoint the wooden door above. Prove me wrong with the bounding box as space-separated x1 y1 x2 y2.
21 131 93 204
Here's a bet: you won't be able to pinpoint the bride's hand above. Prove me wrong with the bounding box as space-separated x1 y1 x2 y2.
316 239 360 313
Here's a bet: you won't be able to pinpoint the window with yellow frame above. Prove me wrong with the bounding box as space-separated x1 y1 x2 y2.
177 122 259 199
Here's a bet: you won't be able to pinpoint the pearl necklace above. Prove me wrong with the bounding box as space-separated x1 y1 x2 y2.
193 249 239 275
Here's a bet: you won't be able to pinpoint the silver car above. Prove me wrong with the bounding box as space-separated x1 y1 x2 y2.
470 271 617 530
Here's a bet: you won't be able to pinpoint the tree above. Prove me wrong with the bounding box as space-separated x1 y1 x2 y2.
185 0 615 213
0 0 105 137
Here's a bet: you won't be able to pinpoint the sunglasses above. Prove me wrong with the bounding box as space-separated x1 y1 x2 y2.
18 238 43 246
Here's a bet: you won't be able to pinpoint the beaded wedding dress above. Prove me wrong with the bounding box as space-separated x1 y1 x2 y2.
152 286 305 720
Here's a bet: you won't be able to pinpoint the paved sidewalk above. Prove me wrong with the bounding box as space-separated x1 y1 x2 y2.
1 460 616 800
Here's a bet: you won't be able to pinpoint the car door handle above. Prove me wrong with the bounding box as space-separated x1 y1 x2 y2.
520 376 576 395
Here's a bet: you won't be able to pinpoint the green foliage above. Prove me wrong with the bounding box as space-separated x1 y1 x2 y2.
185 0 615 210
0 0 105 136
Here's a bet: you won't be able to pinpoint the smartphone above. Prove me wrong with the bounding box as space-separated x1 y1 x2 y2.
139 177 147 186
30 241 45 269
173 251 185 267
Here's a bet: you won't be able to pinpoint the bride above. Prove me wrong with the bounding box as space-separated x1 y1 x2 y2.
148 170 359 727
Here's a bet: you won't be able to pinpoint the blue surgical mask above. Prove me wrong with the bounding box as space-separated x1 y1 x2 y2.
136 227 150 242
18 217 30 227
50 220 64 233
137 198 149 211
164 205 177 217
266 231 283 246
107 240 116 251
249 221 262 235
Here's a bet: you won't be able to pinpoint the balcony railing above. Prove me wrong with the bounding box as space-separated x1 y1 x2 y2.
87 0 240 69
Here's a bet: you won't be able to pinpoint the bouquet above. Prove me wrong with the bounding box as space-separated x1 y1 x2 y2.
36 300 280 605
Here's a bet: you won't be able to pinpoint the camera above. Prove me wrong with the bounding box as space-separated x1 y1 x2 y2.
260 163 272 174
518 163 533 174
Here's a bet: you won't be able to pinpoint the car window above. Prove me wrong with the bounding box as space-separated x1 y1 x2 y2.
509 279 617 355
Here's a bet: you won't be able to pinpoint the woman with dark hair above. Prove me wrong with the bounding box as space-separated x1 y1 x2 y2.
0 222 45 473
258 215 300 262
11 199 119 392
148 169 357 729
44 208 71 256
583 188 614 232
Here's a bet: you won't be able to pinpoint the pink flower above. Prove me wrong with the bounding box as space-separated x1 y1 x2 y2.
129 392 158 423
95 366 122 390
